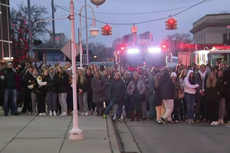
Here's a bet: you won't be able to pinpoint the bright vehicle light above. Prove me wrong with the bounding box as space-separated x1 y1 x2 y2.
148 48 161 53
127 49 139 54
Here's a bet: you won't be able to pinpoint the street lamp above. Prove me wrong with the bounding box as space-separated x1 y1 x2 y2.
68 0 83 140
90 0 106 6
79 5 99 68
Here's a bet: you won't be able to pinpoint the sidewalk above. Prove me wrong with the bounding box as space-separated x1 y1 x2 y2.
0 113 120 153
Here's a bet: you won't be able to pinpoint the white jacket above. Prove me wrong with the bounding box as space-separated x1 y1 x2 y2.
184 70 199 94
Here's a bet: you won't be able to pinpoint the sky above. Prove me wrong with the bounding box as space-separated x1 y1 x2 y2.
10 0 230 47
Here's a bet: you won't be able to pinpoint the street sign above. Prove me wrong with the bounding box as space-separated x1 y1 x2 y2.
131 26 138 33
227 25 230 28
122 33 133 43
139 31 151 39
61 39 79 60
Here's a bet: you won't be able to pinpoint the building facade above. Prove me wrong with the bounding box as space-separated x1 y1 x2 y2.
0 0 11 60
190 13 230 45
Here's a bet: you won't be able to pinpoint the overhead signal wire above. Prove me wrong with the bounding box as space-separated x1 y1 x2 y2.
55 0 207 26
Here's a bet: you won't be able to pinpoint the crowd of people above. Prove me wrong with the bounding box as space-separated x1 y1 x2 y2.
0 60 230 126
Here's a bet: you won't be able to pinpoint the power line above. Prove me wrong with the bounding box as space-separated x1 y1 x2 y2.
55 0 207 26
58 4 197 15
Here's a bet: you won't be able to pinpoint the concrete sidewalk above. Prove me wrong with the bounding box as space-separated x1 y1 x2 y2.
0 114 120 153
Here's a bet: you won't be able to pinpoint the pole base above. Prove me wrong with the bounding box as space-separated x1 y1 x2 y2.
68 128 84 140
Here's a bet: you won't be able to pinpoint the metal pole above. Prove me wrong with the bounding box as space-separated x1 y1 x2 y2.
0 7 4 60
79 13 83 68
68 0 83 140
27 0 33 58
6 2 10 59
85 0 89 65
51 0 56 48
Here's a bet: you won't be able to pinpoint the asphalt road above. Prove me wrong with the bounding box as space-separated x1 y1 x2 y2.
125 120 230 153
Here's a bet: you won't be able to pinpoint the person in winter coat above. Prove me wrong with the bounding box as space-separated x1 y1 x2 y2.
91 70 107 116
159 68 175 123
184 70 199 124
127 71 146 121
216 70 226 124
77 69 89 116
154 73 165 124
85 68 94 114
57 66 70 116
46 66 58 116
103 72 126 122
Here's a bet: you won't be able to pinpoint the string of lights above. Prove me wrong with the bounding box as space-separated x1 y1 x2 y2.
57 4 199 15
55 0 207 26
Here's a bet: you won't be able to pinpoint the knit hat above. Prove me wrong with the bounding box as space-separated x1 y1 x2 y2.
7 62 13 66
170 72 177 77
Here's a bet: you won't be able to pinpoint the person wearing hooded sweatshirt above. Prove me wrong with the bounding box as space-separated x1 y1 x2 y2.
46 66 58 116
184 70 199 124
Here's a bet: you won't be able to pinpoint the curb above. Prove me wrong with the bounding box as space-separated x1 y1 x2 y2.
111 117 141 153
106 116 122 153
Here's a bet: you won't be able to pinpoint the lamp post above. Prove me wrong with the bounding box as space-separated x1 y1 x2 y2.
68 0 83 140
90 0 106 6
79 5 99 68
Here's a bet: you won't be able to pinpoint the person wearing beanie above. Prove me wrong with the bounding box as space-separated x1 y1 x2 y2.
127 71 146 121
2 62 19 116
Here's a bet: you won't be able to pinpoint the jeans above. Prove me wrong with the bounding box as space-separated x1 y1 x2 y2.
78 92 89 112
104 100 122 119
148 94 155 119
4 89 17 115
130 94 141 113
184 93 196 120
47 92 57 112
59 93 68 113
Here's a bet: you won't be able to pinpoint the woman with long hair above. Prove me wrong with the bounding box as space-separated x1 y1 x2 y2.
85 68 94 115
216 70 226 124
184 70 199 124
179 69 187 120
154 73 165 124
205 72 220 125
77 69 89 116
57 66 70 116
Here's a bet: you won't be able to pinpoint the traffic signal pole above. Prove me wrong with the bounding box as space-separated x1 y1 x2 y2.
27 0 33 58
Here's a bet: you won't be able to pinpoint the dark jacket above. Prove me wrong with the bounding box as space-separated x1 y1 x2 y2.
34 75 47 94
3 68 17 89
57 71 70 93
154 85 162 107
85 74 93 93
108 78 126 104
217 78 225 98
45 73 58 93
23 71 34 90
91 76 107 103
77 76 87 93
159 72 174 100
205 83 220 102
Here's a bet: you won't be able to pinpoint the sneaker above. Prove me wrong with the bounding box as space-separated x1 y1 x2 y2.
120 115 124 120
81 112 84 116
157 120 162 124
53 111 57 116
102 114 106 119
84 112 88 116
38 113 43 116
175 120 179 123
118 119 123 122
28 112 32 115
210 121 215 125
161 118 165 124
60 112 67 116
42 113 46 116
93 111 98 116
49 111 52 116
113 114 116 121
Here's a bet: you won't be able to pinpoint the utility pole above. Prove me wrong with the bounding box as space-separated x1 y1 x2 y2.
85 0 89 65
51 0 56 48
27 0 33 58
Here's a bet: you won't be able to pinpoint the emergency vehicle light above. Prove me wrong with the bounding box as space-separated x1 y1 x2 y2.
148 47 161 53
127 49 139 54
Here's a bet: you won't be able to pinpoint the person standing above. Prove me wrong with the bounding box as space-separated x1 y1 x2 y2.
2 62 19 116
160 68 175 123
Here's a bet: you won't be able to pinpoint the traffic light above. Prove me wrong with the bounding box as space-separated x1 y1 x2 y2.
165 18 177 30
33 39 42 46
101 24 112 35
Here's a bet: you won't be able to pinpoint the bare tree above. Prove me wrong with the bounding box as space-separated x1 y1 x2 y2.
112 37 123 50
10 3 50 62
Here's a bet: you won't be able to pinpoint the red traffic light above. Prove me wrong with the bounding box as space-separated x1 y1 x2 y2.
105 25 110 31
162 45 167 48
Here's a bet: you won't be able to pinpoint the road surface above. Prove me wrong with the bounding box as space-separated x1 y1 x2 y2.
125 120 230 153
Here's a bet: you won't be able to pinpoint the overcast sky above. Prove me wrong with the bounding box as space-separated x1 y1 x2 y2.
10 0 230 47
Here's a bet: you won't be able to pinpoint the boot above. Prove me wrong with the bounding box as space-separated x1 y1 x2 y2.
136 111 140 121
130 111 135 121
